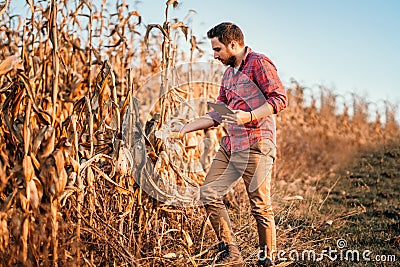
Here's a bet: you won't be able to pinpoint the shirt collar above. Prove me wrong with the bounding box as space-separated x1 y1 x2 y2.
238 46 252 71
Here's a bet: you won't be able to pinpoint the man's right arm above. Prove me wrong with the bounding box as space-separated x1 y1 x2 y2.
180 114 215 135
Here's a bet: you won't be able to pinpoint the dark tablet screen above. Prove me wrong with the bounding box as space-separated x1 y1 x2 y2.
207 102 234 116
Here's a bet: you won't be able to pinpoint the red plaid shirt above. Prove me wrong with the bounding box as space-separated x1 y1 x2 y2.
207 47 287 152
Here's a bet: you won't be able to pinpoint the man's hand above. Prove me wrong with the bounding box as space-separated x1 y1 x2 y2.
222 110 252 125
169 123 186 139
168 115 215 139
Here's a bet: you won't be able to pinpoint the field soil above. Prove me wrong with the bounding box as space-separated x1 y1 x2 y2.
281 143 400 267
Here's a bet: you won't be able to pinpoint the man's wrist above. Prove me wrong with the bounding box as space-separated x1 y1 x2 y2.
179 124 187 135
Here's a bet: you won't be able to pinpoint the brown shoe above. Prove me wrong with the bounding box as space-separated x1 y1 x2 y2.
214 242 244 267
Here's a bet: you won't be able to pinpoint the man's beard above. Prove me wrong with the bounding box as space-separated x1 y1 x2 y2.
226 56 236 67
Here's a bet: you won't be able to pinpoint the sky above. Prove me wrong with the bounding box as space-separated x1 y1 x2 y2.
8 0 400 112
139 0 400 106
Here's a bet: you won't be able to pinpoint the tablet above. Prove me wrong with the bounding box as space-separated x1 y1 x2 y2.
207 102 234 116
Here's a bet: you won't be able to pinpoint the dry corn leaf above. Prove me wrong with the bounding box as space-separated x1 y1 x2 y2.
170 21 188 40
39 126 55 160
67 172 77 186
32 126 48 154
163 252 177 259
18 191 29 213
116 146 133 175
27 177 42 210
160 205 183 213
92 166 130 194
144 24 170 46
21 215 29 262
30 152 40 169
38 158 52 193
166 0 179 8
282 195 304 201
53 150 67 196
0 147 8 191
59 188 75 207
0 55 23 76
182 229 193 248
0 212 9 251
22 155 34 183
86 166 94 186
69 156 80 173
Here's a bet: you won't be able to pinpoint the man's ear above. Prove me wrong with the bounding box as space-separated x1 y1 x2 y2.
230 41 236 50
229 41 237 50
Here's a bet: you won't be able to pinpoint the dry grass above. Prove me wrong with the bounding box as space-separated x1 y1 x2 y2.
0 1 399 266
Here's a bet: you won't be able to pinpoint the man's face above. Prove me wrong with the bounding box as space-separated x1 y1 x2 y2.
211 37 236 67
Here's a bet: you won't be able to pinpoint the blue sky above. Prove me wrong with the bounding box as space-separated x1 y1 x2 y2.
9 0 400 109
147 0 400 105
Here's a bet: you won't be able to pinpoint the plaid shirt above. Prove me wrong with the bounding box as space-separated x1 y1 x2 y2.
207 47 287 152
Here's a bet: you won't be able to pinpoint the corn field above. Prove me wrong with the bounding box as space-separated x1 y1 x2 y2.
0 0 399 266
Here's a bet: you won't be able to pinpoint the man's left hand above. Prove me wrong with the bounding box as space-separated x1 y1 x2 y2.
222 110 252 125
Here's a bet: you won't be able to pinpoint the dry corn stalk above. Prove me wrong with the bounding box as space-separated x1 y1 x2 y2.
0 0 9 17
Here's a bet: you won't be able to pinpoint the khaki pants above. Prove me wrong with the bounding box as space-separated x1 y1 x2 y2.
200 138 276 258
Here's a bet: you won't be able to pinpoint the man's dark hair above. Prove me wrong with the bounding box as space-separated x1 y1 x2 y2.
207 22 244 47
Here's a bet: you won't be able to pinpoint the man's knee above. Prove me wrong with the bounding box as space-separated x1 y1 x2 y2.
200 183 229 203
251 201 274 219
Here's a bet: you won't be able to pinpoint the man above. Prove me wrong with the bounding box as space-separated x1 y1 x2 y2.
175 22 287 266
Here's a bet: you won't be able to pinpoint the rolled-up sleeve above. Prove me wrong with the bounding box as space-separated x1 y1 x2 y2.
254 58 288 114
